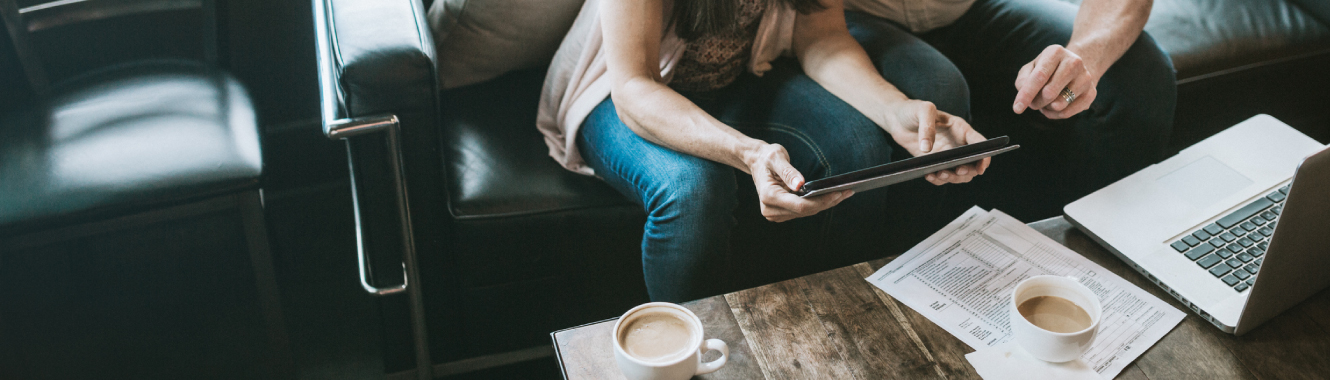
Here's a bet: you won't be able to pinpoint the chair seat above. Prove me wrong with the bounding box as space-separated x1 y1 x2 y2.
0 61 262 233
439 69 636 221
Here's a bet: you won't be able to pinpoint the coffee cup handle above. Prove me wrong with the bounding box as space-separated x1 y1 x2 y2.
695 338 728 375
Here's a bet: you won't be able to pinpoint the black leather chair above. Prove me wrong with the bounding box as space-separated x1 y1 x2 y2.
315 0 1330 377
0 1 292 378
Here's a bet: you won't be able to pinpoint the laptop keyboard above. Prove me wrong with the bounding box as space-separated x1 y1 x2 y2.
1171 185 1290 293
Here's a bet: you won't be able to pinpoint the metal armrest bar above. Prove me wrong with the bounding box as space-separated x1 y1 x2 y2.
315 0 432 377
328 115 412 296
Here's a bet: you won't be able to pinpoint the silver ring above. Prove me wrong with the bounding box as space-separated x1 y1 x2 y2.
1060 87 1077 104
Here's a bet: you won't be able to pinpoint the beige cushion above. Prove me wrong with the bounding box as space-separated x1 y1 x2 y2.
428 0 586 89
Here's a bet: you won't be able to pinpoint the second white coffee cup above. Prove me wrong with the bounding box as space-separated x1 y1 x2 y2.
1010 275 1103 362
612 302 728 380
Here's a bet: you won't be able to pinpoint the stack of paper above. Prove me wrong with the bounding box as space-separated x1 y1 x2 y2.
865 207 1185 379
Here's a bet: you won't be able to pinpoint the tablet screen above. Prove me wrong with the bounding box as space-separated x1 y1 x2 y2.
799 136 1010 194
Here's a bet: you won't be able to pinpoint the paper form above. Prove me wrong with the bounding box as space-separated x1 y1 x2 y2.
866 207 1184 379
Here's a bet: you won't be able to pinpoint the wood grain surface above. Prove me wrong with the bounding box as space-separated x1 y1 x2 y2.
552 217 1330 379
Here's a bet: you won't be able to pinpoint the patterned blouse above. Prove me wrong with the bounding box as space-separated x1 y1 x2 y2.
669 0 769 92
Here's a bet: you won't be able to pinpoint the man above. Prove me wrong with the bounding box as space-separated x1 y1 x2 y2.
845 0 1175 221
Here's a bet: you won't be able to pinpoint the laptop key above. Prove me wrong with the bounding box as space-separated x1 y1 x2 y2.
1218 198 1273 228
1204 223 1224 235
1182 235 1201 247
1250 248 1266 257
1235 282 1250 292
1216 247 1234 258
1235 269 1252 280
1272 206 1282 215
1245 264 1259 274
1237 253 1254 262
1186 244 1215 260
1248 279 1257 287
1232 228 1247 237
1227 258 1243 268
1211 239 1226 249
1225 244 1243 253
1258 241 1270 250
1240 222 1258 232
1198 254 1223 269
1281 184 1290 194
1249 232 1264 241
1220 232 1237 242
1221 275 1241 286
1256 257 1264 265
1210 264 1233 277
1251 216 1267 225
1261 211 1277 220
1268 192 1286 203
1194 230 1212 240
1170 241 1189 252
1238 238 1254 248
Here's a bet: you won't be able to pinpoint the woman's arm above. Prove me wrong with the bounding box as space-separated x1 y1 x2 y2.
600 0 850 222
791 0 989 185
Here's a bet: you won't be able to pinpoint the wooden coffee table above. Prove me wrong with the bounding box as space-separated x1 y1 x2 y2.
551 217 1330 379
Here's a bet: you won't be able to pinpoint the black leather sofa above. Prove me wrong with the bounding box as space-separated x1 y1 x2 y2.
315 0 1330 376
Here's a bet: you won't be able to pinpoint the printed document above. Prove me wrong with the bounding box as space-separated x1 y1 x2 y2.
865 207 1184 378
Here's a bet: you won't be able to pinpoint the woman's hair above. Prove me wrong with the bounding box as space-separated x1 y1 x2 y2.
671 0 825 41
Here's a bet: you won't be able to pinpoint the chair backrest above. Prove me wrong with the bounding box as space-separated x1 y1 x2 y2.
0 16 31 112
0 0 218 98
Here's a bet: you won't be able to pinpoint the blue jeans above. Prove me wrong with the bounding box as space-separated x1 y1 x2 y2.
846 0 1177 220
577 59 905 302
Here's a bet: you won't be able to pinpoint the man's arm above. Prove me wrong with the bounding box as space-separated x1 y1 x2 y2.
1013 0 1152 119
792 0 989 184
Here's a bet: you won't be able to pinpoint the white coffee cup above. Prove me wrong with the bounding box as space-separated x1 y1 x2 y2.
612 302 728 380
1010 275 1103 362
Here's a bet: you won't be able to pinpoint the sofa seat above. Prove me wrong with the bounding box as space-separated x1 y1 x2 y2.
0 61 262 234
439 70 633 220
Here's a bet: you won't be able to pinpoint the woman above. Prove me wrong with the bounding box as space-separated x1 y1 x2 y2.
538 0 990 302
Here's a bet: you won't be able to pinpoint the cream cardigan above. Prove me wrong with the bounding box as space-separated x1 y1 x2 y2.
536 0 797 175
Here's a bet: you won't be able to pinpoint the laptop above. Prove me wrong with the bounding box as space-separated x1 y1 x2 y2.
1065 114 1330 335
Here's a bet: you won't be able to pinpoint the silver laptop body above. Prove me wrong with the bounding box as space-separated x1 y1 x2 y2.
1065 114 1330 335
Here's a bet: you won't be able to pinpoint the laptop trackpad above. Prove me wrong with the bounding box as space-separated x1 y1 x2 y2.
1156 156 1253 210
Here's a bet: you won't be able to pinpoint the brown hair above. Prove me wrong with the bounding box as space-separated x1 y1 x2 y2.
671 0 825 41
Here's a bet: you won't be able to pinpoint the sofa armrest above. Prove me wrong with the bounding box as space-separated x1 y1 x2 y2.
319 0 436 121
314 0 440 377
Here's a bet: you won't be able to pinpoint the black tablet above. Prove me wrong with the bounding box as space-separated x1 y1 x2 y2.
796 136 1018 197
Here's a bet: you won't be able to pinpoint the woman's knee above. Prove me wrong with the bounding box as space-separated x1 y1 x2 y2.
641 158 738 225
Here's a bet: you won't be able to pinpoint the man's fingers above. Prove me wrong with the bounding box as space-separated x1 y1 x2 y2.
1035 56 1081 110
1013 48 1062 114
1051 74 1095 113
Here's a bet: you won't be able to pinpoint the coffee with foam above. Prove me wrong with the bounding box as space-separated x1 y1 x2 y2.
618 310 696 362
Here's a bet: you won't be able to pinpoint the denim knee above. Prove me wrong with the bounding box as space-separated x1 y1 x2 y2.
640 161 738 233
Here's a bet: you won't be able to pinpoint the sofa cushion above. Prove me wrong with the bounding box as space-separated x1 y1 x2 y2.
439 68 635 220
427 0 585 89
0 61 262 233
1142 0 1330 80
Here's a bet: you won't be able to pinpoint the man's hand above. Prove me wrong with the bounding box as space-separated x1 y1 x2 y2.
1013 45 1099 120
882 100 992 186
745 143 853 222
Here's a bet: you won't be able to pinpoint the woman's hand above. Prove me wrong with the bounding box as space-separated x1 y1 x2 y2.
744 143 853 222
881 100 992 186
